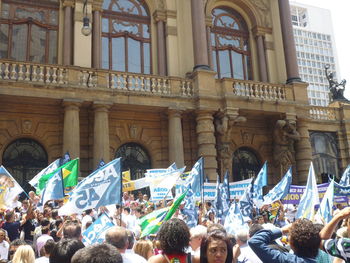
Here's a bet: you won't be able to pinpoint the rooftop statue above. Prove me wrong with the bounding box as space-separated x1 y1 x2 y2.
325 64 348 102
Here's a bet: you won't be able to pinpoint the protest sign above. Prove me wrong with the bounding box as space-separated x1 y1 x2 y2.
82 213 114 246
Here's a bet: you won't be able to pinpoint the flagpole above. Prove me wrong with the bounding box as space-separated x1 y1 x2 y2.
120 164 123 227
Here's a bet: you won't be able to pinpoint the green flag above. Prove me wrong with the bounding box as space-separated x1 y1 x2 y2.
138 207 168 231
37 159 79 194
140 190 188 238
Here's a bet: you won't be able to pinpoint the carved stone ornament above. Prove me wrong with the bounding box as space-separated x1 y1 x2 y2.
22 119 33 134
129 124 138 139
273 119 300 175
249 0 271 27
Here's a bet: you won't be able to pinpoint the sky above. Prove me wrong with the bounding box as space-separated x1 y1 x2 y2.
290 0 350 98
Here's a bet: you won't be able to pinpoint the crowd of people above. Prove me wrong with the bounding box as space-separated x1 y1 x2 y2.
0 189 350 263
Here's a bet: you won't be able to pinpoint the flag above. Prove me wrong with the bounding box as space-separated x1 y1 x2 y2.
95 159 106 171
339 164 350 186
296 162 320 220
58 158 121 216
224 201 248 235
214 175 223 218
30 152 71 188
140 190 188 237
37 158 79 194
122 170 131 182
149 168 184 201
220 172 230 221
263 167 292 205
138 207 169 231
239 182 253 222
37 171 65 211
82 213 115 246
251 162 267 208
182 185 197 228
315 180 334 223
0 166 25 209
184 157 204 197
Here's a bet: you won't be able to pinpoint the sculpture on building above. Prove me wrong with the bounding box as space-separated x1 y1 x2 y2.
215 111 246 176
325 64 348 102
273 120 300 175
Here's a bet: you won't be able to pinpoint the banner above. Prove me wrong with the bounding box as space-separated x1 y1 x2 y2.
0 166 25 209
149 168 184 201
176 178 252 201
282 183 329 205
82 213 114 246
334 181 350 197
58 158 121 216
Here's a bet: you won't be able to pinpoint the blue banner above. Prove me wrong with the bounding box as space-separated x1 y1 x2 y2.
82 213 114 246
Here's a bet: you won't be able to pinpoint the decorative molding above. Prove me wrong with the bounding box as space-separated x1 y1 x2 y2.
22 119 33 134
166 25 177 36
249 0 271 27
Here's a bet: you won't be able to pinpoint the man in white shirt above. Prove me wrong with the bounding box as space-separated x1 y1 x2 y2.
0 229 9 260
235 229 262 263
105 226 147 263
81 209 95 232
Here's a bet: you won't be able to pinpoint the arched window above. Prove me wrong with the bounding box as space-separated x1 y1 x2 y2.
232 147 260 181
115 142 151 180
310 131 339 181
2 138 48 191
0 0 59 63
102 0 151 74
211 7 251 80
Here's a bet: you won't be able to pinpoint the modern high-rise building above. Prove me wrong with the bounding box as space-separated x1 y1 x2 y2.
290 1 340 106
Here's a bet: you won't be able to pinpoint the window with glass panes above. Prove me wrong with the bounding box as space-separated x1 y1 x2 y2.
0 0 59 63
101 0 151 74
211 7 251 80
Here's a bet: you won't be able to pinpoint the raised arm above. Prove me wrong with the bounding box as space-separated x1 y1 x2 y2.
320 207 350 239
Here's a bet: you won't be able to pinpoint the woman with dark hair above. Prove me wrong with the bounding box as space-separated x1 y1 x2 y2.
200 230 233 263
148 218 191 263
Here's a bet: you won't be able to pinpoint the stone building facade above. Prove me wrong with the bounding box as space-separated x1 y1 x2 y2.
0 0 348 190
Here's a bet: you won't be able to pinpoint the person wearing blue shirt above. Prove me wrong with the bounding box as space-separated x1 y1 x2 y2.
248 218 320 263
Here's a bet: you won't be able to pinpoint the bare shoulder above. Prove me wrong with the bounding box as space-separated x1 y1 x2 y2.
148 254 166 263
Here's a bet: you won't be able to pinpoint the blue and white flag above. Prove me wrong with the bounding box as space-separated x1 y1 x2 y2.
224 201 248 235
29 152 70 188
182 185 198 228
296 162 320 220
95 159 106 171
214 175 223 219
315 180 334 223
223 171 230 203
184 158 204 198
263 167 292 205
239 182 253 222
0 166 25 208
220 171 230 221
339 164 350 186
252 162 268 208
82 213 114 246
58 158 122 216
37 171 65 212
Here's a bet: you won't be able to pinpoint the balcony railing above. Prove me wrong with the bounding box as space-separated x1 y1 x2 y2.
0 60 193 97
309 106 337 120
232 79 288 100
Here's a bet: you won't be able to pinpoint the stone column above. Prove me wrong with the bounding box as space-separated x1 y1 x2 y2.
154 11 167 76
196 110 217 179
168 109 184 167
191 0 210 70
256 35 268 82
92 2 102 68
93 102 111 168
63 1 74 65
62 99 81 159
295 118 312 184
278 0 301 83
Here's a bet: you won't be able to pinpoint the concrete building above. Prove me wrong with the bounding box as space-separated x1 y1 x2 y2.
0 0 349 190
290 1 340 106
